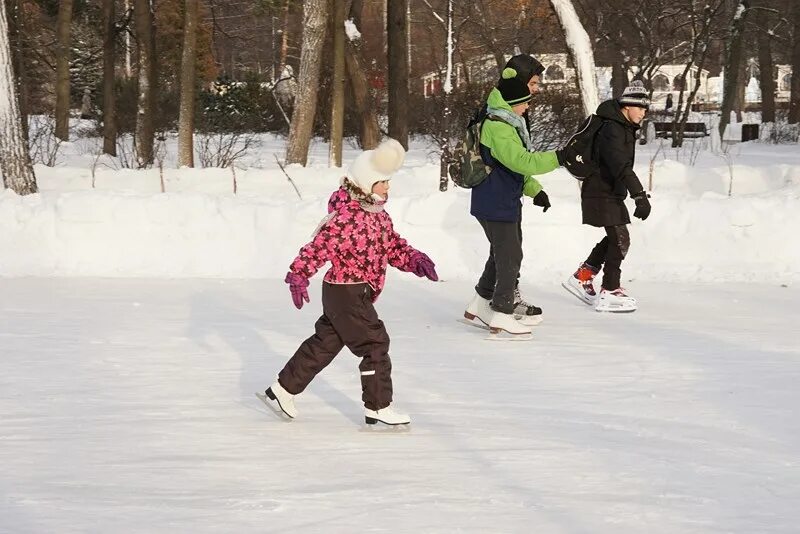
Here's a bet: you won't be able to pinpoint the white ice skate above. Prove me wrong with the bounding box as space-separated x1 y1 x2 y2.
595 288 637 313
463 293 492 326
488 310 533 338
562 274 598 305
513 288 543 326
365 405 410 426
256 380 298 419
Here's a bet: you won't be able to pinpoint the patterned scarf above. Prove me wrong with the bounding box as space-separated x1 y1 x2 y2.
341 177 386 213
485 105 532 150
310 178 386 238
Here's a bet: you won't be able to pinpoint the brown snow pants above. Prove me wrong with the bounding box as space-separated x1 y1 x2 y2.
278 282 393 411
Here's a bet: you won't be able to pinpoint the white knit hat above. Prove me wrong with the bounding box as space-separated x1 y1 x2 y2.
347 138 406 195
618 80 650 109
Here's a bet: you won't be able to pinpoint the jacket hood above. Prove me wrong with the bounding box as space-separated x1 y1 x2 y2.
596 99 640 130
486 87 514 112
327 186 354 213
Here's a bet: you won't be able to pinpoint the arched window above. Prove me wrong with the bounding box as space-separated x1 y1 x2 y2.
781 73 792 92
652 74 670 92
544 64 565 82
673 74 685 91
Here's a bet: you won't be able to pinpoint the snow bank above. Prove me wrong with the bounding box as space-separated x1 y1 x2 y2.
2 146 799 283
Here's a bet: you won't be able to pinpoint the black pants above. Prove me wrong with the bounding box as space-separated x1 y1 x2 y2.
585 225 630 291
278 282 392 411
475 219 523 314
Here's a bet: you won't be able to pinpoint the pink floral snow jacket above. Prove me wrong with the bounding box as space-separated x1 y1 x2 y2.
288 186 423 301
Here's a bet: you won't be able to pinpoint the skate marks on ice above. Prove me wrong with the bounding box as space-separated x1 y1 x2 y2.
456 318 533 341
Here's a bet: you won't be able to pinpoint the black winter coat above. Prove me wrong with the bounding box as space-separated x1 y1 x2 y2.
581 99 646 227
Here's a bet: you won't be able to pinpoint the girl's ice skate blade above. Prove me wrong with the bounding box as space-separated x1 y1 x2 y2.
364 406 410 426
595 288 637 313
256 381 298 419
562 275 597 305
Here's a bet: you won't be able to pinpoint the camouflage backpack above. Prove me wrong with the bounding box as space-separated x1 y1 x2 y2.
448 108 504 189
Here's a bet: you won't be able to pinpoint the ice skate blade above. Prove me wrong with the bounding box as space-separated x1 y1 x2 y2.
463 310 490 326
360 422 411 433
595 306 637 313
486 330 533 341
457 318 491 331
365 416 410 425
255 391 294 421
562 281 596 305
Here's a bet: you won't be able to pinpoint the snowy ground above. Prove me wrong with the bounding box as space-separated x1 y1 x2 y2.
2 277 799 533
2 127 799 531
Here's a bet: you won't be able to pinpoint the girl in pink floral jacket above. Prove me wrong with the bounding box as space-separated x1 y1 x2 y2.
260 139 438 427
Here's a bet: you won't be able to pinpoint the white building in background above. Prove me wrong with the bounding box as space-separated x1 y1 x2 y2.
419 53 792 107
777 64 793 101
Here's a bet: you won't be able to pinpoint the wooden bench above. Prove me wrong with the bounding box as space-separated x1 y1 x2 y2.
652 121 709 138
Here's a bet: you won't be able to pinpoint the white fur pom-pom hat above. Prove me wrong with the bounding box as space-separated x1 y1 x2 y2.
347 138 406 195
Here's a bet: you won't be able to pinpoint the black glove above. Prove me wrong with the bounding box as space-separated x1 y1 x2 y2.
555 148 566 166
632 191 651 221
533 190 551 212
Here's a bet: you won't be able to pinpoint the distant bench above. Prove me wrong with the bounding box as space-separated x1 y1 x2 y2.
652 121 709 138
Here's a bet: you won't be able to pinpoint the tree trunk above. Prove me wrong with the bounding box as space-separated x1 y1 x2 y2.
329 0 346 167
756 4 775 123
611 59 628 99
102 0 117 156
285 0 328 166
387 0 409 149
345 40 380 150
719 1 749 137
6 0 28 140
278 0 291 72
734 58 746 122
344 0 379 149
549 0 600 116
789 1 800 123
55 0 74 141
134 0 156 166
0 4 37 195
178 0 198 168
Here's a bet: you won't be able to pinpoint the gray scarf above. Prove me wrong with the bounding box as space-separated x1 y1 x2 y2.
485 105 532 150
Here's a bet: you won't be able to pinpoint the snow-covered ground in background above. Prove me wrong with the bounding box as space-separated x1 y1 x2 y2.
1 133 799 283
1 132 800 532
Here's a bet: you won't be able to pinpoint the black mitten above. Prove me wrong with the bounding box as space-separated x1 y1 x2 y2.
533 190 551 212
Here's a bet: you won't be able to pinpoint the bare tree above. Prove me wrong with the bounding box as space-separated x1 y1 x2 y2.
5 0 28 140
134 0 156 166
329 0 346 167
178 0 199 167
55 0 74 141
102 0 116 156
671 0 727 147
285 0 328 166
0 3 37 195
387 0 409 149
345 0 380 150
753 3 776 123
789 0 800 123
549 0 599 116
719 0 750 139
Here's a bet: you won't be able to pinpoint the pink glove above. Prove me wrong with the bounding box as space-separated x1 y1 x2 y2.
285 272 310 309
410 253 438 282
